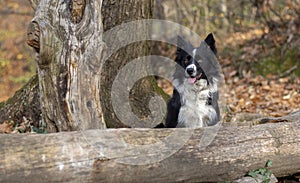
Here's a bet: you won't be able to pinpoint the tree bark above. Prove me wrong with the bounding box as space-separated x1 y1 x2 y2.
0 120 299 182
100 0 169 128
25 0 106 132
0 76 41 127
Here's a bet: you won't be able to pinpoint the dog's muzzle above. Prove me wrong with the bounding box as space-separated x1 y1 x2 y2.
186 64 197 77
186 64 202 84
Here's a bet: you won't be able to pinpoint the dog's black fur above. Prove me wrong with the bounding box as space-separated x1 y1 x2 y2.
157 33 221 128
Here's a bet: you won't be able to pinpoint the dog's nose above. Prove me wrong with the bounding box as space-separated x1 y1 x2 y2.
186 68 194 75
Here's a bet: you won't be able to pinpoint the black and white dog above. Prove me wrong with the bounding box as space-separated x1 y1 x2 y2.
161 33 221 128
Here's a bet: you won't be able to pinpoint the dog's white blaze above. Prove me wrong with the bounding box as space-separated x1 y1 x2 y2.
192 48 197 58
176 78 218 128
184 49 198 77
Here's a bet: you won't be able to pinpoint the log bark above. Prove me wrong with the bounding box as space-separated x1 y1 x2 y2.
1 121 299 182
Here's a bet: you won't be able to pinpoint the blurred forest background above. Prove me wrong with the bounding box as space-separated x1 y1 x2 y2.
0 0 299 120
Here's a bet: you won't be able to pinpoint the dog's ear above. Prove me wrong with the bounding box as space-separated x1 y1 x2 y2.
204 33 217 55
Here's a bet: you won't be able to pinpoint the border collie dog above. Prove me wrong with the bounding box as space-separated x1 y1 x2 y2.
163 33 221 128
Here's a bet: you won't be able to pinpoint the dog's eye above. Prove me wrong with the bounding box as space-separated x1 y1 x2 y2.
184 59 189 65
183 56 191 65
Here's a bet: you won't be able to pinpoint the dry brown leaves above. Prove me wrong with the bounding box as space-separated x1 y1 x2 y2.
0 121 13 133
226 74 300 117
0 116 34 134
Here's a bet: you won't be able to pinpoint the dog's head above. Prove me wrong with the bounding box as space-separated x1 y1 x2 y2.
175 33 218 84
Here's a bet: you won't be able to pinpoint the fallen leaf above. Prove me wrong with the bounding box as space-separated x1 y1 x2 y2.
0 121 13 133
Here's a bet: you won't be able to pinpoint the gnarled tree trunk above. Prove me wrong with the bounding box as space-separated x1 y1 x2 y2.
26 0 106 132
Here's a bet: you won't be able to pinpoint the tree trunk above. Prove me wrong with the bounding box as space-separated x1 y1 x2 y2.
100 0 169 128
26 0 106 132
1 120 299 182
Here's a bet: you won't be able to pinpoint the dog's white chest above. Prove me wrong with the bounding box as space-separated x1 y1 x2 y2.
174 79 216 128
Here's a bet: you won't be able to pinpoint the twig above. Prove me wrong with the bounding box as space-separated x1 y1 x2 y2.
274 64 298 79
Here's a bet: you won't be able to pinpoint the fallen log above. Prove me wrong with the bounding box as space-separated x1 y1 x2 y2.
0 121 300 182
